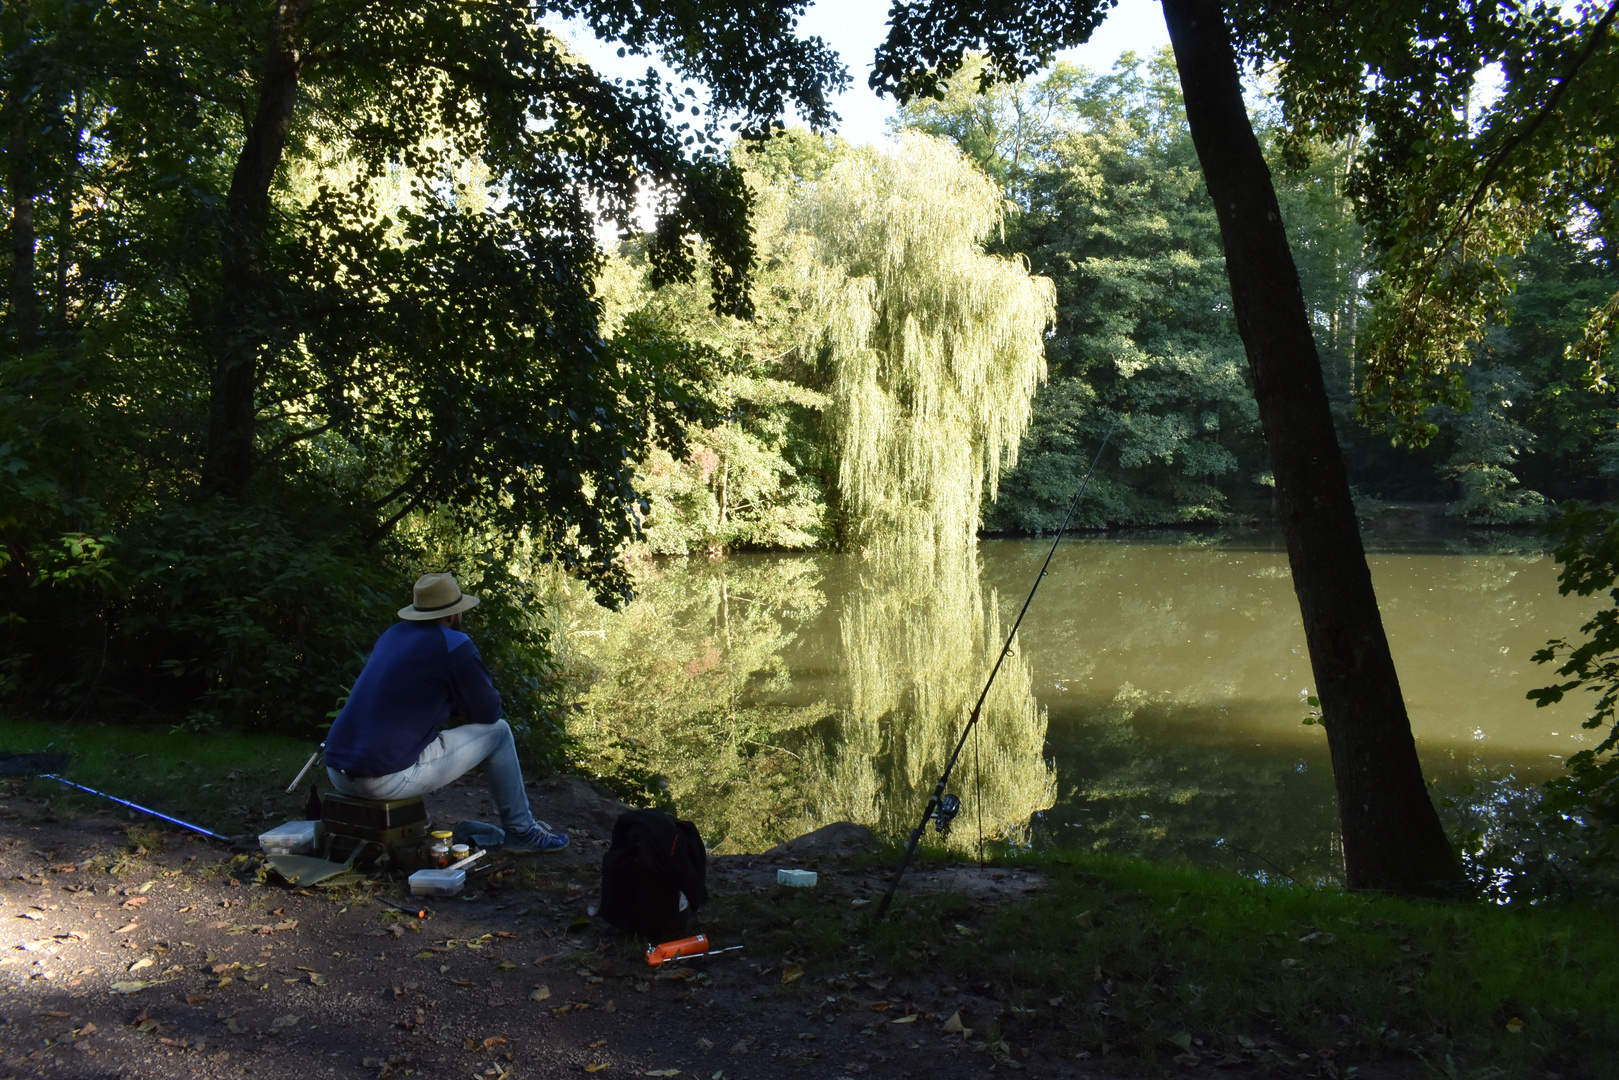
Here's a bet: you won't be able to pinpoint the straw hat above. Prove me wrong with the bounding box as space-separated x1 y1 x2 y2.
398 573 481 621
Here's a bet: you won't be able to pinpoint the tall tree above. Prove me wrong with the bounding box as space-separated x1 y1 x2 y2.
903 52 1266 530
873 0 1466 894
2 0 846 604
797 133 1056 551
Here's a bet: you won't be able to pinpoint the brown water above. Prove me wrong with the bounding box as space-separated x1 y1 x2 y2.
557 528 1597 881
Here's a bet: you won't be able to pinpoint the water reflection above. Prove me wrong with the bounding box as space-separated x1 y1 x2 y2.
561 547 1054 853
557 528 1597 875
815 546 1054 849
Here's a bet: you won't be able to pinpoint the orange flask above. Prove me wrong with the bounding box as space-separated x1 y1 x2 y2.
645 934 709 966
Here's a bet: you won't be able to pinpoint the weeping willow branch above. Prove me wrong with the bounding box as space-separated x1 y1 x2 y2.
789 133 1056 551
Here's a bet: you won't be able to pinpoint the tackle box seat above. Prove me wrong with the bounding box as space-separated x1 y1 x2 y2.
320 791 429 848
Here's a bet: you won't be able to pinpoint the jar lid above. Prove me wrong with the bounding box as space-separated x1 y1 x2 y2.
431 830 454 839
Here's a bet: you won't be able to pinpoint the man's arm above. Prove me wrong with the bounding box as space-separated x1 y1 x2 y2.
447 642 503 727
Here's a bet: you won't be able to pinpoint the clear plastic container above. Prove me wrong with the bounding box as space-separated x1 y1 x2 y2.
777 868 818 887
408 868 466 897
259 820 320 856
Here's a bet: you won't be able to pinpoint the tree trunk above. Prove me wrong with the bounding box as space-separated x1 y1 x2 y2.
1161 0 1465 895
9 110 38 351
201 0 309 499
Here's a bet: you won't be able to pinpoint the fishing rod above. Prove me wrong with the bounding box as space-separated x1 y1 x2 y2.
874 416 1119 920
0 751 235 843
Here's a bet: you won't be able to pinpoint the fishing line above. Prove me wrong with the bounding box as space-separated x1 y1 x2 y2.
874 416 1119 920
973 719 984 870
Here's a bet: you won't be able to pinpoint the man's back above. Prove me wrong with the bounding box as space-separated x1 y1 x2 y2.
325 620 501 776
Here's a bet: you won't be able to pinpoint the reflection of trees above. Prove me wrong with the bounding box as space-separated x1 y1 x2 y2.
559 546 1054 853
561 556 832 853
810 546 1055 850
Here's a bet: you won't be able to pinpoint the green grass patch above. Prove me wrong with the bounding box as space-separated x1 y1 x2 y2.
1 716 318 836
707 847 1618 1078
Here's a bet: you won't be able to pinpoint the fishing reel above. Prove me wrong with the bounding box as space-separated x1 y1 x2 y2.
932 793 962 835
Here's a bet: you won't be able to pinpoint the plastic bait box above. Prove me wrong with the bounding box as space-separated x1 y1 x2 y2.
408 868 466 897
258 820 321 856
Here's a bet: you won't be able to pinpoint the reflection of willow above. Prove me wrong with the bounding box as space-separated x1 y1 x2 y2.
809 547 1055 850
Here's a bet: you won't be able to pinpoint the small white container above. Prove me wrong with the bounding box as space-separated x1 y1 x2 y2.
777 868 818 887
408 868 466 897
259 821 319 856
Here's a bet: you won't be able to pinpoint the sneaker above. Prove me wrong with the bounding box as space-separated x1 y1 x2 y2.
505 821 569 854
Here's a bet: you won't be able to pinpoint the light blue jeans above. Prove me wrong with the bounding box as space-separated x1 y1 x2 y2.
326 719 536 835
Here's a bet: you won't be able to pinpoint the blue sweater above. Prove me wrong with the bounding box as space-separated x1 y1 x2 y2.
325 620 503 777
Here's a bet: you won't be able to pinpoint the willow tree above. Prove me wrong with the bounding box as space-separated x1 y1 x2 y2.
792 133 1056 551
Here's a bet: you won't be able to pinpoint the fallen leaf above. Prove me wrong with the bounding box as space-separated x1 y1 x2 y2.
584 1066 609 1074
122 896 149 908
870 1002 889 1012
645 1071 680 1077
1168 1032 1193 1053
226 1018 246 1034
604 1000 617 1014
890 1014 918 1024
780 964 803 985
1298 931 1337 947
483 1036 508 1047
114 922 139 934
729 1040 749 1055
450 978 475 987
941 1012 966 1034
80 1022 97 1034
496 961 517 970
128 957 154 973
44 1010 70 1018
529 986 552 1001
1506 1017 1524 1034
414 951 436 959
308 973 328 987
272 1014 299 1029
110 980 166 995
953 924 974 937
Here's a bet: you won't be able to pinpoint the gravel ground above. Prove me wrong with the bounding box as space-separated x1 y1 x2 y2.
0 774 1126 1080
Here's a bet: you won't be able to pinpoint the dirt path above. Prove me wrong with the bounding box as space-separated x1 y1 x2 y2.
0 775 1124 1080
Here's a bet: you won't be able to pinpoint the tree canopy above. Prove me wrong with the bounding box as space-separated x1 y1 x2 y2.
0 0 844 727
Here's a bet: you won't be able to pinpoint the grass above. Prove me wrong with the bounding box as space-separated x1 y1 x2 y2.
1 716 317 837
5 718 1614 1078
702 845 1617 1079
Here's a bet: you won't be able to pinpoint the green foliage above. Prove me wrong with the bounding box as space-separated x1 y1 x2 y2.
799 133 1055 551
1 0 844 729
606 129 1055 554
1528 501 1619 874
1435 366 1549 524
904 54 1266 529
1236 2 1619 442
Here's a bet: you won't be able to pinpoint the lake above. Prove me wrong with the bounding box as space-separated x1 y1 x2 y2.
554 526 1597 882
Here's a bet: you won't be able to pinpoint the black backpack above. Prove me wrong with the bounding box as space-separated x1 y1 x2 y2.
598 809 708 939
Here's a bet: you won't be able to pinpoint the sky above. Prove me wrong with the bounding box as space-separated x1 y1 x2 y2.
546 0 1174 147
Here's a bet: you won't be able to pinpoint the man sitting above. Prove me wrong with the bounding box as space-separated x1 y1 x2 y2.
324 572 568 853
